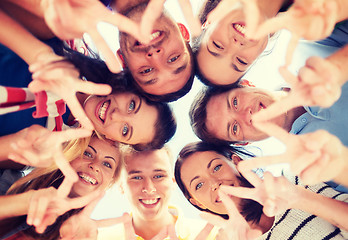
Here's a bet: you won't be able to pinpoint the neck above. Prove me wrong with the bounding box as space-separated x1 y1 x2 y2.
132 210 175 240
250 214 274 234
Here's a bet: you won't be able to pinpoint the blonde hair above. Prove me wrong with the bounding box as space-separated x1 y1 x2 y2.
0 134 122 240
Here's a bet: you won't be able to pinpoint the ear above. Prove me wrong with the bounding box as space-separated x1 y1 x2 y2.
189 198 207 209
177 23 190 42
231 154 242 166
116 49 126 68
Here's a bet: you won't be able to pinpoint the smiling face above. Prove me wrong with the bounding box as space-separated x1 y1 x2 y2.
83 92 158 145
180 151 241 215
70 137 120 197
206 87 286 142
119 6 192 96
121 149 174 221
197 9 268 85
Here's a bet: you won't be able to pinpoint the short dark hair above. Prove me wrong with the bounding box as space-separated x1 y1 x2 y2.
175 141 263 223
189 85 242 145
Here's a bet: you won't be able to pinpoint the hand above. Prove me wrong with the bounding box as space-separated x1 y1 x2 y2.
9 125 91 181
206 0 260 38
200 190 261 240
239 122 347 185
252 64 341 123
250 0 338 65
40 0 147 73
28 52 112 130
27 177 101 234
220 171 300 217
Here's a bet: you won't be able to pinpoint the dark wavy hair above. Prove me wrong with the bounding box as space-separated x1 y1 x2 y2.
61 45 177 151
189 85 242 145
174 141 263 223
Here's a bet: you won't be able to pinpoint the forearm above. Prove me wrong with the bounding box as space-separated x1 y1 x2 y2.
327 44 348 86
293 186 348 231
0 8 53 65
334 146 348 187
0 190 33 220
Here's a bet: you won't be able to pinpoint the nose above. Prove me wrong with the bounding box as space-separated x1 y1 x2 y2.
211 181 222 191
142 178 156 193
89 162 100 173
146 47 163 58
230 36 244 47
239 107 252 126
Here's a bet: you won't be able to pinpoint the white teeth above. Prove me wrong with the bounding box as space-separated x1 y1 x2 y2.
79 173 97 185
234 24 246 35
141 199 159 205
150 31 160 41
98 100 110 121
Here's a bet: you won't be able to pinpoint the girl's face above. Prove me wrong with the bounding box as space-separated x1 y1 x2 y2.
180 151 242 215
83 92 158 145
70 137 120 197
197 9 268 85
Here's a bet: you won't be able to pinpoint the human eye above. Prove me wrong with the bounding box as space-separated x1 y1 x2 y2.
213 41 224 50
213 164 222 172
195 182 203 191
168 55 180 63
131 176 142 180
139 68 154 75
154 174 165 179
103 161 112 169
128 100 136 113
232 122 239 135
83 150 93 158
236 57 247 65
233 97 238 109
122 124 129 137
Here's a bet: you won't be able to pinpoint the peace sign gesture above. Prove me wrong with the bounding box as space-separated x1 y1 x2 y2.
27 177 101 234
239 122 348 185
200 190 261 240
29 52 112 130
9 125 91 182
252 64 341 123
220 171 300 217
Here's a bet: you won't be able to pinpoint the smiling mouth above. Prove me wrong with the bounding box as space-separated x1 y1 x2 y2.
78 172 98 185
139 198 160 207
233 23 246 36
134 30 163 47
97 100 110 123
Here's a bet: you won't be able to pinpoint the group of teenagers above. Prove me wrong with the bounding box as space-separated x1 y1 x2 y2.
0 0 348 239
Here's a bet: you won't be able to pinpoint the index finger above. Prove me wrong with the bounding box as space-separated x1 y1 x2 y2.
81 192 104 216
251 14 289 40
178 0 201 36
123 213 137 240
57 177 74 197
218 190 244 220
241 0 260 39
54 151 79 183
64 96 94 130
140 0 165 42
220 185 258 204
252 121 294 144
54 128 92 144
195 223 214 240
238 155 286 172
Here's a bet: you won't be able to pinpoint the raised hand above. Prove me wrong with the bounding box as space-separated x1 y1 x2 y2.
252 64 341 123
27 177 101 234
239 122 348 185
9 125 91 181
220 171 300 217
249 0 338 65
40 0 148 73
200 190 261 240
28 52 112 130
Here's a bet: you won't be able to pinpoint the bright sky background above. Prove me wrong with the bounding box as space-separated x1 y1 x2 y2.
91 0 340 222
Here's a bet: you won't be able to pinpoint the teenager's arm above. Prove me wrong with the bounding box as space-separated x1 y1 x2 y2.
0 190 34 220
327 44 348 87
0 8 53 65
293 186 348 231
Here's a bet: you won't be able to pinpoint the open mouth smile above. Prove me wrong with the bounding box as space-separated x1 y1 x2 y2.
96 100 110 123
139 198 160 208
233 23 246 36
78 172 98 185
134 30 164 47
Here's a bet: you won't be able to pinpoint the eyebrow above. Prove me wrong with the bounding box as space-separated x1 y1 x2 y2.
231 63 243 72
207 45 220 57
173 63 188 75
189 157 220 187
105 156 116 163
128 170 141 175
88 145 97 154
